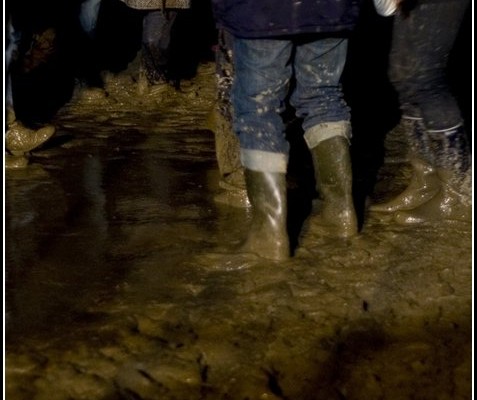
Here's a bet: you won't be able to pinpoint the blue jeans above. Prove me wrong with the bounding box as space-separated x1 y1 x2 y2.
388 0 469 131
232 35 351 172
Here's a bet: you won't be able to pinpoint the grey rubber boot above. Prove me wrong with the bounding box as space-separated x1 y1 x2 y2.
240 169 290 261
306 136 358 238
370 116 440 212
395 124 472 223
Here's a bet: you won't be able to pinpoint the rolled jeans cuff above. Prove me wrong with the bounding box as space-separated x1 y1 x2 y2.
240 149 288 173
304 121 351 149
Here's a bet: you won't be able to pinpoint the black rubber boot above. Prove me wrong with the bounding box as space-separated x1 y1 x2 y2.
306 136 358 238
240 169 290 261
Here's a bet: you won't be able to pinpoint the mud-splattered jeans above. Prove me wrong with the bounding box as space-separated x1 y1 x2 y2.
388 0 469 131
232 35 351 173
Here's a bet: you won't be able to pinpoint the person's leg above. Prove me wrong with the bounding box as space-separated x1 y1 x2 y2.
232 37 292 170
141 10 178 84
210 29 248 207
5 15 20 125
390 0 469 131
381 0 471 222
292 36 357 238
5 14 55 168
231 37 293 260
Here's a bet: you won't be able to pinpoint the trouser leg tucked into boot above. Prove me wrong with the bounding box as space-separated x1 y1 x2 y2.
370 115 440 212
395 124 472 224
306 135 358 238
240 169 290 261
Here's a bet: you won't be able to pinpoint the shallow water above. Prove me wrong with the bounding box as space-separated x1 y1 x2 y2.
5 62 472 399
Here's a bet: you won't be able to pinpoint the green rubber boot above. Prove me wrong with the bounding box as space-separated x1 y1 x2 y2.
306 136 358 238
6 121 55 156
369 158 440 212
394 125 472 224
370 116 441 212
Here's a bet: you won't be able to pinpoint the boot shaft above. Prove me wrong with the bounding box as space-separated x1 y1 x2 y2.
243 169 290 260
310 136 353 200
245 169 287 220
401 116 433 163
426 125 471 174
308 136 358 238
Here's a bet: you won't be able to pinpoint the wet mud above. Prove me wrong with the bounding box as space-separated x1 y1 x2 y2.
5 62 472 399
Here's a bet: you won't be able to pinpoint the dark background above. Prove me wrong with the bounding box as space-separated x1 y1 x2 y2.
7 0 471 127
6 0 472 230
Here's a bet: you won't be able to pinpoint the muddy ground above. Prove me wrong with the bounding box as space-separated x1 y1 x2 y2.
4 57 473 400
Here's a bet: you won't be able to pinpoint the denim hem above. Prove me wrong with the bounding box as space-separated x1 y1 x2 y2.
240 149 288 173
304 121 351 149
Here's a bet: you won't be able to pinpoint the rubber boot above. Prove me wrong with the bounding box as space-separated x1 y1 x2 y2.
240 169 290 261
5 121 55 156
370 158 440 212
306 136 358 238
370 116 440 212
395 125 472 224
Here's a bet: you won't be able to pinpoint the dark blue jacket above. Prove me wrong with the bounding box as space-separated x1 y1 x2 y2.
212 0 362 38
